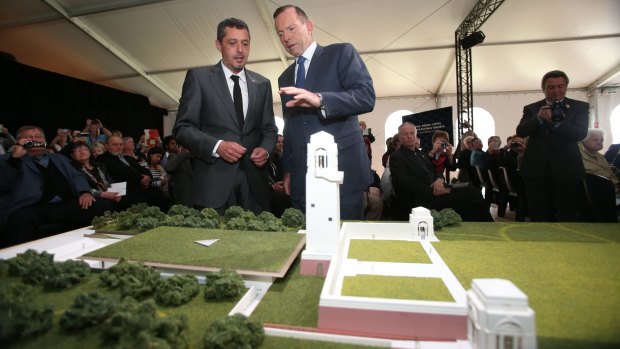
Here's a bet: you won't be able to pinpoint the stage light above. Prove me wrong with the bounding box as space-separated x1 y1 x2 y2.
460 31 485 50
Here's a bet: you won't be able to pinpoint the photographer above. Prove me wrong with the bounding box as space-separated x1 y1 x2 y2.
49 128 72 152
428 130 456 178
0 126 112 248
499 135 526 171
82 118 112 146
516 70 588 221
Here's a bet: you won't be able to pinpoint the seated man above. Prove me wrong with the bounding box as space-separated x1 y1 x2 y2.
389 122 493 222
0 126 112 248
98 135 170 212
579 128 619 196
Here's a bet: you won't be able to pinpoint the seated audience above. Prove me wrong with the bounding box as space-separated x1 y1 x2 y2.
456 135 474 183
146 146 169 195
389 122 492 222
163 135 194 207
604 143 620 170
499 135 526 170
82 118 111 146
579 128 619 195
49 128 72 152
0 125 16 155
0 126 112 248
98 135 170 212
91 141 106 158
68 141 122 207
122 136 147 167
381 136 394 168
267 134 291 217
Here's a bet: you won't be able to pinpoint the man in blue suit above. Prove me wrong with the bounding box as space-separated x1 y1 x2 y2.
0 126 112 247
173 18 277 214
517 70 589 221
273 5 376 220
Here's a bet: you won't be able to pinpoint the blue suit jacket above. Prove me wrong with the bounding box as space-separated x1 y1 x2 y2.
517 97 588 181
173 63 277 209
278 43 375 207
0 153 91 232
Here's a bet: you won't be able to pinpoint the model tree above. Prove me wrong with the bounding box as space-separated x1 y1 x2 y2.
281 207 305 228
0 282 53 344
203 313 264 349
204 270 246 300
59 291 117 332
155 274 200 306
99 259 160 299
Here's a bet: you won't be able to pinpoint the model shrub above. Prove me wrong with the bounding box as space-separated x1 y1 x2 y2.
203 313 264 349
225 216 248 231
224 206 245 221
59 291 117 332
430 208 462 230
99 259 161 300
281 207 305 228
200 207 221 222
204 270 246 300
155 274 200 306
44 259 91 290
4 249 90 289
168 204 201 218
101 297 189 349
0 282 53 343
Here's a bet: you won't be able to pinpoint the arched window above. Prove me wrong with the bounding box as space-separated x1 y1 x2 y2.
610 105 620 143
384 110 414 150
275 116 285 135
471 107 496 149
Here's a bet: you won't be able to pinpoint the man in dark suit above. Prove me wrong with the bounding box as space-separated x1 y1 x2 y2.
517 70 589 221
390 122 492 222
173 18 277 214
0 126 112 248
273 5 376 220
99 135 170 212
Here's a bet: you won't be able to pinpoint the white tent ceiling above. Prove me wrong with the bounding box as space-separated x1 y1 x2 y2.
1 0 619 111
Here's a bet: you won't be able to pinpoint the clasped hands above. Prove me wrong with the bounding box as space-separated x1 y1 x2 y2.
432 178 451 196
217 141 269 167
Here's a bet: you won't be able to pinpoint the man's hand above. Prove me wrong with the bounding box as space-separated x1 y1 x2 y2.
279 87 321 108
101 191 122 202
250 147 269 167
272 180 285 193
283 172 291 196
537 105 553 123
217 141 247 163
140 174 151 189
432 178 451 196
79 192 95 209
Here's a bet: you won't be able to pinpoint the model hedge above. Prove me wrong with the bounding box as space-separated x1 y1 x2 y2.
204 270 246 301
99 258 161 300
430 208 462 229
92 204 304 233
203 313 264 349
155 274 200 306
3 249 90 289
0 282 53 343
59 291 117 332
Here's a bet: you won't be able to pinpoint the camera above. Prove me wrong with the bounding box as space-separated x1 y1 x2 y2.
78 132 90 137
23 141 47 148
510 142 521 149
441 142 447 148
550 101 565 122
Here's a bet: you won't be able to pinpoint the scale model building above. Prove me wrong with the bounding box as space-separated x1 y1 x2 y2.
300 131 536 348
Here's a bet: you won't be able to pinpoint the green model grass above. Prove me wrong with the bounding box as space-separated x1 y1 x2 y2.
341 275 453 302
84 226 304 273
347 239 431 263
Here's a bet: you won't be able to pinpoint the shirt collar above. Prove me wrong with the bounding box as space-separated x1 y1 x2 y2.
221 62 246 83
299 41 317 63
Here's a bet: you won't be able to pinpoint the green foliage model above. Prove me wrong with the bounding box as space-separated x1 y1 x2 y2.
93 203 303 233
155 274 200 306
59 291 118 332
99 259 161 300
203 313 264 349
4 249 90 289
430 208 462 230
0 282 53 344
204 270 246 301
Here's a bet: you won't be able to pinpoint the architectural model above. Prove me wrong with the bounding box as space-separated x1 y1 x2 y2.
300 131 536 348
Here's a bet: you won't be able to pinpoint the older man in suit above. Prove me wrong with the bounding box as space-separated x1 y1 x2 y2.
273 5 376 220
517 70 589 221
0 126 111 248
173 18 277 214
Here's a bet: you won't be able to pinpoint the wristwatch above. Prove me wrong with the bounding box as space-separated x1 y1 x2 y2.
90 188 101 197
316 93 325 111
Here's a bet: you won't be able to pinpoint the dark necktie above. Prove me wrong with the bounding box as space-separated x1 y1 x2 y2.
230 75 244 128
295 56 306 88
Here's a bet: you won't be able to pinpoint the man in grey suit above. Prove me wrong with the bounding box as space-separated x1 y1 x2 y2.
173 18 277 214
517 70 589 221
273 5 376 220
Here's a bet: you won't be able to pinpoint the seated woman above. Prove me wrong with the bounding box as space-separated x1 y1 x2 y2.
69 141 122 206
427 130 456 178
146 146 169 195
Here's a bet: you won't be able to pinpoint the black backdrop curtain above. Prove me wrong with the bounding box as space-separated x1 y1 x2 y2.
0 59 166 142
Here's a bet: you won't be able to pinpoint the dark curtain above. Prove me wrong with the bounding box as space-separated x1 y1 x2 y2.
0 59 166 141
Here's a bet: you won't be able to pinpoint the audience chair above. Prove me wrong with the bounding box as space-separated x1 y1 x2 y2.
582 173 618 223
500 167 528 221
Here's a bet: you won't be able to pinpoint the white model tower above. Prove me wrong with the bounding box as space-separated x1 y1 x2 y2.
468 278 537 349
409 207 434 240
301 131 344 276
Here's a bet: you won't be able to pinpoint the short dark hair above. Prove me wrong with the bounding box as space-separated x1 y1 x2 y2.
217 18 250 42
541 70 569 89
273 5 308 21
163 135 175 148
16 125 45 138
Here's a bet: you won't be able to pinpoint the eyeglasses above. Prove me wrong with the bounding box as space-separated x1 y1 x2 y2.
73 146 90 153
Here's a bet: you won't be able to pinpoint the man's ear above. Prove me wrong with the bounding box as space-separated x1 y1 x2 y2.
215 39 222 53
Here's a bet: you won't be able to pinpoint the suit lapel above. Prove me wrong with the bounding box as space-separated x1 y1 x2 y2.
210 63 242 129
245 70 259 129
305 45 324 90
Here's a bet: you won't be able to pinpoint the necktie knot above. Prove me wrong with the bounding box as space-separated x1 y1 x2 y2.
295 56 306 88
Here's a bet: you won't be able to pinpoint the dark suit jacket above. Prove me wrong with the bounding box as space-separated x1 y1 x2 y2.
0 153 91 232
98 151 152 199
173 63 277 209
517 98 588 181
389 146 441 208
278 43 375 206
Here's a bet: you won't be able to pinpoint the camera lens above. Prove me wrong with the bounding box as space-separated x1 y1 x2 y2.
23 141 34 148
441 142 447 148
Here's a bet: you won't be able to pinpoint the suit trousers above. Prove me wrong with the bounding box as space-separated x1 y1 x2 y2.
212 167 265 215
523 176 580 222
